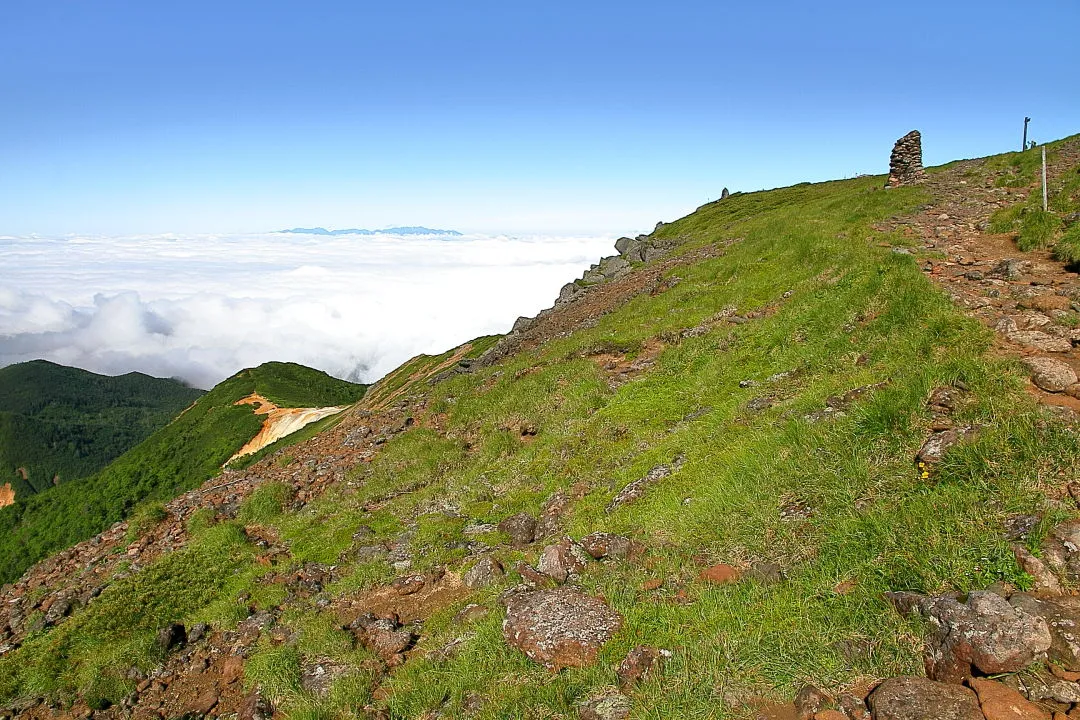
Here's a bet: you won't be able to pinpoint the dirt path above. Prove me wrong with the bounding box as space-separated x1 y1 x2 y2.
876 137 1080 413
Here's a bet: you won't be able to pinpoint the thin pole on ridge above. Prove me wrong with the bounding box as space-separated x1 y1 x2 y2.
1042 147 1048 212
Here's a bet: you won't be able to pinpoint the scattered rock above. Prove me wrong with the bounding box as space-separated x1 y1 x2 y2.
1039 520 1080 583
699 564 740 585
836 694 870 720
186 622 209 644
155 623 186 653
617 645 665 688
916 425 976 465
968 677 1049 720
502 587 622 669
1012 544 1063 594
1008 331 1073 353
536 492 571 539
868 676 983 720
578 692 631 720
990 258 1028 281
747 561 784 585
301 660 350 697
886 590 1051 682
1022 357 1079 393
455 603 490 624
795 684 831 719
221 655 244 685
580 532 634 560
463 556 505 589
498 513 538 547
191 690 219 715
538 538 591 584
348 614 417 666
606 455 685 512
1004 514 1041 540
238 690 273 720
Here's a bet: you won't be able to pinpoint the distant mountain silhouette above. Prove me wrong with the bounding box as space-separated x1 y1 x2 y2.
278 226 463 237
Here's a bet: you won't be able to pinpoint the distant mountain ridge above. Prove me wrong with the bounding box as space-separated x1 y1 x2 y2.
0 360 368 584
277 226 463 237
0 360 204 499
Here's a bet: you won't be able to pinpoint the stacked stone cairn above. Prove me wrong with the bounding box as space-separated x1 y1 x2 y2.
887 130 925 187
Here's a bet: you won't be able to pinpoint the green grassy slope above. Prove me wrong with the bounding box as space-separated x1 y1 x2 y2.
0 362 367 585
3 150 1079 718
0 360 204 496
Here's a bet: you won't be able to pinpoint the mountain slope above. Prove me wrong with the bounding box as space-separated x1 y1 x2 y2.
0 360 204 498
1 136 1079 719
0 361 367 585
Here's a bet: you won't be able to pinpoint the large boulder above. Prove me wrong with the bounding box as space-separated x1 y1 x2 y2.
887 590 1051 682
868 676 983 720
502 587 622 669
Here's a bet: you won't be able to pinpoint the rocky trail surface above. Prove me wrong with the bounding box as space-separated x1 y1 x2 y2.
879 137 1080 414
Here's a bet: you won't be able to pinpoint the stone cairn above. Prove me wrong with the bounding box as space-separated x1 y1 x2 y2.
887 130 925 187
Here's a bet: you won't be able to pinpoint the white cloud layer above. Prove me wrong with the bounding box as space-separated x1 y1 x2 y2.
0 231 616 389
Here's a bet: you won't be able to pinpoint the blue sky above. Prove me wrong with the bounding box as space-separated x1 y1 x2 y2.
2 0 1078 236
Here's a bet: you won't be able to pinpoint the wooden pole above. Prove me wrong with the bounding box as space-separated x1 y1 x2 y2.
1023 117 1030 151
1042 147 1048 211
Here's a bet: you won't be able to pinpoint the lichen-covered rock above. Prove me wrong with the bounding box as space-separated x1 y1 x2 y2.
348 614 416 666
537 538 591 584
967 678 1049 720
868 676 983 720
1022 357 1078 392
1039 519 1080 583
794 683 831 719
915 426 976 465
463 556 505 589
536 492 571 539
502 587 622 669
617 645 665 688
498 512 538 547
1010 593 1080 671
886 590 1051 682
578 693 631 720
580 532 633 560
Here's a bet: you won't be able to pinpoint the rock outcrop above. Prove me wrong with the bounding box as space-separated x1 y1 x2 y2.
502 587 622 669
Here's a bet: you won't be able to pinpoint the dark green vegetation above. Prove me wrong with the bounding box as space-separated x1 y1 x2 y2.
3 145 1080 719
987 142 1080 261
0 360 203 496
0 362 366 585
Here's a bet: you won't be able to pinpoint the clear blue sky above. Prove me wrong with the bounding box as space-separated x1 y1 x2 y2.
2 0 1078 236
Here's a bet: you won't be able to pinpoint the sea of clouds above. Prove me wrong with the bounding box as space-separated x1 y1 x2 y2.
0 231 616 389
